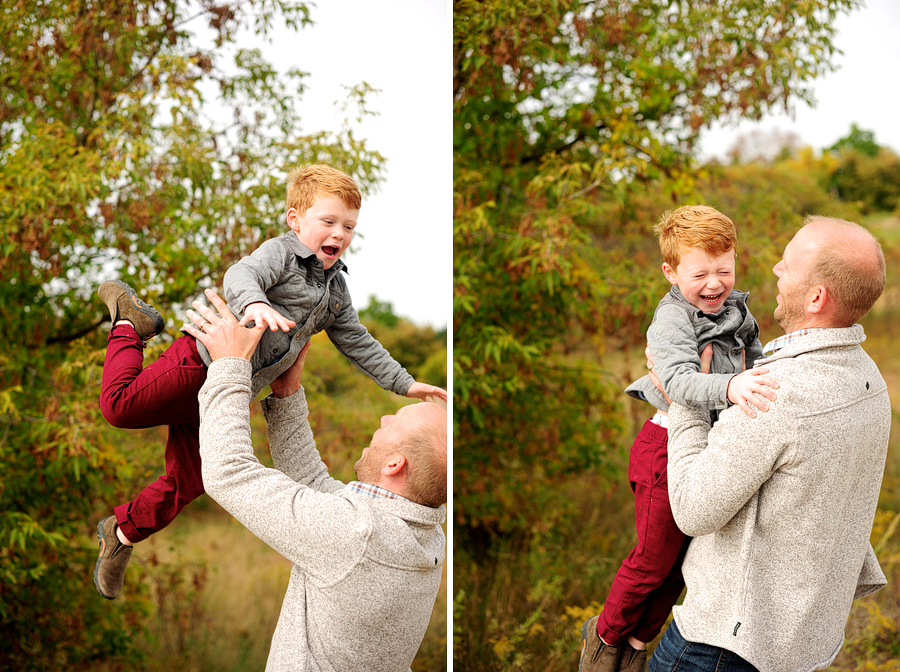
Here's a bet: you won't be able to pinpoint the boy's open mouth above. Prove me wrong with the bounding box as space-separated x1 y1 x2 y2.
322 245 340 257
701 292 722 304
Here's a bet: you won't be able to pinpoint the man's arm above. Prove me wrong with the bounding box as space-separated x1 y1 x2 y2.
666 399 793 536
186 290 364 570
259 342 344 492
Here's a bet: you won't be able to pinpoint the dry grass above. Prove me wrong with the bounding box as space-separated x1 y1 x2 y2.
113 498 447 672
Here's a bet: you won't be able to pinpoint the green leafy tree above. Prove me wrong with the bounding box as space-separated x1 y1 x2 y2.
828 122 882 157
453 0 860 542
0 1 385 667
358 295 402 328
827 126 900 214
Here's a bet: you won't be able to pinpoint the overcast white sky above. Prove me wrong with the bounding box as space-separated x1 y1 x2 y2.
699 0 900 159
236 0 451 328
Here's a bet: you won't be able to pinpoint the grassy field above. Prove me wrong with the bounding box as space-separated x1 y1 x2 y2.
87 494 448 672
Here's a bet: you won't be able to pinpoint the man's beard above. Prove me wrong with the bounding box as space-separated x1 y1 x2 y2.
774 286 807 333
354 446 379 484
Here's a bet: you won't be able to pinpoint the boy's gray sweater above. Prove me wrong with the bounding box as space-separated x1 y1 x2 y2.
626 285 763 412
667 326 889 672
196 232 415 398
198 357 445 672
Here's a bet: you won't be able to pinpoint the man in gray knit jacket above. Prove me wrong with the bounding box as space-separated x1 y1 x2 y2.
183 289 447 672
650 217 890 672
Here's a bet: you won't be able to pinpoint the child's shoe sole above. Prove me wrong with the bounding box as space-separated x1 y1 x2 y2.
98 280 164 342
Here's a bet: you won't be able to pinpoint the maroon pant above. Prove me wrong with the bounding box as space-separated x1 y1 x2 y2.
100 325 208 542
596 420 690 645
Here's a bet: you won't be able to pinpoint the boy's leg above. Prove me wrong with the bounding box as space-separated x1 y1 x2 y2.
101 328 207 428
113 420 205 543
95 330 207 598
628 536 690 645
595 420 686 645
95 421 205 599
105 332 207 540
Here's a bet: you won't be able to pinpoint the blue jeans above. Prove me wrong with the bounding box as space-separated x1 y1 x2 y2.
649 620 760 672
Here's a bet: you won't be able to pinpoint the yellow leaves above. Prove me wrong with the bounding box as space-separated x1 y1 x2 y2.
0 386 23 421
842 600 900 667
491 635 515 658
564 601 604 626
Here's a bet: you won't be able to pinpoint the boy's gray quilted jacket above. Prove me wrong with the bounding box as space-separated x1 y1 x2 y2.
195 232 414 398
626 285 763 412
667 326 890 672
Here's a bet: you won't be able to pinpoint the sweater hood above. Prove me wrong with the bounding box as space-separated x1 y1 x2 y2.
348 496 446 571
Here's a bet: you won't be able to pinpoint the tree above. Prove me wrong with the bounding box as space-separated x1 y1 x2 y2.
828 122 882 157
453 0 860 540
0 1 383 667
827 125 900 214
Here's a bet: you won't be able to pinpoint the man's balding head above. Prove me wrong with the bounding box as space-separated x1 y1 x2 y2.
354 402 447 508
774 217 885 332
798 217 885 326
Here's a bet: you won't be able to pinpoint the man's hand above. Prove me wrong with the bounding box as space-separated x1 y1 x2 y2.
184 289 266 361
647 343 714 404
406 382 448 404
240 301 296 332
269 342 311 399
727 369 779 418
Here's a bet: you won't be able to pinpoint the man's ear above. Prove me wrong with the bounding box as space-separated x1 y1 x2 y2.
381 454 407 477
807 284 828 314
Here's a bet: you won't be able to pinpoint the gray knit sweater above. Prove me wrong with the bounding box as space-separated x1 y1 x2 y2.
667 326 889 672
198 357 446 672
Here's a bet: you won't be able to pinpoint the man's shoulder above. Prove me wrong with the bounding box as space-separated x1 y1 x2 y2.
756 336 886 407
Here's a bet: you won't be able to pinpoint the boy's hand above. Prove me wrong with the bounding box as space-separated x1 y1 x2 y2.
727 369 779 418
270 342 311 399
406 382 448 405
240 301 297 332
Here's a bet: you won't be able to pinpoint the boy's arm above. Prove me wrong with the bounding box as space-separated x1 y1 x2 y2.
325 288 416 396
222 238 288 314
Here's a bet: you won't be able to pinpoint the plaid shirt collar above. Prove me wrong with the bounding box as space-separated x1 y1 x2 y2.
345 481 410 503
762 328 827 357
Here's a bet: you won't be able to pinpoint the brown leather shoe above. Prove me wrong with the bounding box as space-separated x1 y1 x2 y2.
580 616 621 672
618 643 648 672
98 280 164 342
93 516 133 599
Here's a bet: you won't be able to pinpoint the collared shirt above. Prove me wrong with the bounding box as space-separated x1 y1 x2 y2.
345 481 411 503
762 328 827 357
